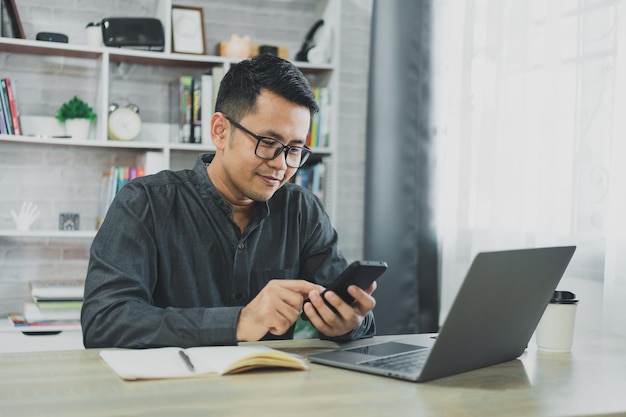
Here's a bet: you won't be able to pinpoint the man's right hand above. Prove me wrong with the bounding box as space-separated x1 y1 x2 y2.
236 279 324 342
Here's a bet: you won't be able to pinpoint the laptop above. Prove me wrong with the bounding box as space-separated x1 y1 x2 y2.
308 246 576 382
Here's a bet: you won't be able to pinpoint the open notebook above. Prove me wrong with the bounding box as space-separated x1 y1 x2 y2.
100 345 308 380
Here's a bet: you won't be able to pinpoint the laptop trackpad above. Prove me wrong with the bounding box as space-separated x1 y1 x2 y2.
345 342 428 357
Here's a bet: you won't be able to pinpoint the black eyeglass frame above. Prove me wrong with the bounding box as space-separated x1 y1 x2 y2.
224 115 312 168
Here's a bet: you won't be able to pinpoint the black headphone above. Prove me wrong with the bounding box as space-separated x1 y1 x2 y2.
295 19 325 62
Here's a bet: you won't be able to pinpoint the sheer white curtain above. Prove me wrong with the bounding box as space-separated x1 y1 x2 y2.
433 0 626 336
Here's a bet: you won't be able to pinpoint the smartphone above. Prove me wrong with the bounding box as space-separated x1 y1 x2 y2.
301 260 388 321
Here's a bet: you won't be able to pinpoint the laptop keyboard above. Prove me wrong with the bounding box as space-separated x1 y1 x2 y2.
358 349 430 374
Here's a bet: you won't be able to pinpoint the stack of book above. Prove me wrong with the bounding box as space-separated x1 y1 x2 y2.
0 76 22 135
8 280 84 329
96 165 146 229
294 159 325 201
170 66 222 145
307 87 331 149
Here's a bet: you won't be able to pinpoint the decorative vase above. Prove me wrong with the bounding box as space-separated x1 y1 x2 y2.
64 118 91 140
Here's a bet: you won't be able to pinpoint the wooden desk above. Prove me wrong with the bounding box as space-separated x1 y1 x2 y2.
1 332 626 417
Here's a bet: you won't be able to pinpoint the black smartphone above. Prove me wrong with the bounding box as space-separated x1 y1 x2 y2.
301 260 388 321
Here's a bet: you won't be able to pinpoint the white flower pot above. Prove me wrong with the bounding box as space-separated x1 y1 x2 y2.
64 118 92 140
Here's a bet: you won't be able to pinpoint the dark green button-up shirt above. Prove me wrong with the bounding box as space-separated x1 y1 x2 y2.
81 154 374 348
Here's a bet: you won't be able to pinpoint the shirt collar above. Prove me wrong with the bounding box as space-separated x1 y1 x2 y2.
193 153 270 220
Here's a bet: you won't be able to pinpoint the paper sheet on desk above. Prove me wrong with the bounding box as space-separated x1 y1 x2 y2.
100 345 308 380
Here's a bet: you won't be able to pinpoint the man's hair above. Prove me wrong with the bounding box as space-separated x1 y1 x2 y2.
215 54 319 122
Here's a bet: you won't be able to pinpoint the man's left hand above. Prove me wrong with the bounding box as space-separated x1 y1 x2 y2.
302 281 377 337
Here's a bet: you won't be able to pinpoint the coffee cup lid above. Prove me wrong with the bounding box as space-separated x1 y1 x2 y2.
550 290 579 304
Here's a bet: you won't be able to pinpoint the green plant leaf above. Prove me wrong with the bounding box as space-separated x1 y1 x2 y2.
56 96 97 122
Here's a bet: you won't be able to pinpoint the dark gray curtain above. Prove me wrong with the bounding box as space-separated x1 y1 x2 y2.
364 0 439 334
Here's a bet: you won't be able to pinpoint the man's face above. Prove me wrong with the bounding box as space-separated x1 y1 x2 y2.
218 89 311 204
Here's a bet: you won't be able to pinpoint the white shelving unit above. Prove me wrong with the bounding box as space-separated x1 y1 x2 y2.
0 1 338 229
0 318 83 353
0 37 334 160
0 0 341 351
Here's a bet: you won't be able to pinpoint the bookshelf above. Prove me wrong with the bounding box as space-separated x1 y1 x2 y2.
0 0 341 349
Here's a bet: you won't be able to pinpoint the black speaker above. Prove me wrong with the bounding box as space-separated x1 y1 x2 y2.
101 17 164 51
36 32 68 43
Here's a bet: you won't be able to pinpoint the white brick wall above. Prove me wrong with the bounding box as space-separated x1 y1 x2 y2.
0 0 372 315
336 0 372 259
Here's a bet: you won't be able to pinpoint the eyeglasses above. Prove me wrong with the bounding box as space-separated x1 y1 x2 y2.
225 116 312 168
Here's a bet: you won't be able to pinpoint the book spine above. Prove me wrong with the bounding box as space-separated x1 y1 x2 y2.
180 75 193 143
200 73 213 144
314 162 325 200
211 66 225 111
115 166 130 192
96 169 113 229
294 160 325 200
319 87 330 148
310 87 321 148
5 77 21 135
0 79 14 134
0 91 7 134
97 165 146 228
108 166 117 207
190 76 202 144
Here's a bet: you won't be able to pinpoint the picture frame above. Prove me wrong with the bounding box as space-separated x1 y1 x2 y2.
171 5 206 55
2 0 25 38
59 213 80 231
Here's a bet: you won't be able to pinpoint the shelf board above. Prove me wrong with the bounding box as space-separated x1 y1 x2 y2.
169 142 217 152
0 230 96 238
108 48 228 67
0 38 335 72
0 37 101 59
0 135 216 152
310 147 332 156
0 318 82 334
1 135 330 155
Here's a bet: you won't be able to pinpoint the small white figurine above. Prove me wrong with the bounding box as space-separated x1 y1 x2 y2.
11 201 40 231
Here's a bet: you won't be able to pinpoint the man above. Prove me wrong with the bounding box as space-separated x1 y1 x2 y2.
81 54 377 348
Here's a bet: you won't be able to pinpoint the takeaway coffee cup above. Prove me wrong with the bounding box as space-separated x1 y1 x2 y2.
535 291 579 352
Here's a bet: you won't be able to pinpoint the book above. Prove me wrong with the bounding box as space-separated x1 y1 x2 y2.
100 345 309 380
318 87 331 147
0 78 13 134
30 279 85 302
0 92 7 134
309 87 321 147
200 73 213 143
190 76 202 143
23 302 81 323
211 66 224 109
4 77 21 135
96 165 146 228
34 299 83 310
8 312 81 328
172 75 193 143
295 159 325 200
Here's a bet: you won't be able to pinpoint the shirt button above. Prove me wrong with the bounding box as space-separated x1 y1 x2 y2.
235 293 243 300
238 243 245 250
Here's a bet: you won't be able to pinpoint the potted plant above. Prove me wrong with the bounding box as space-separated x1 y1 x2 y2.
56 96 97 139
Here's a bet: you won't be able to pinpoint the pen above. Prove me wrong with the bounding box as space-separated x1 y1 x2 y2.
178 350 195 372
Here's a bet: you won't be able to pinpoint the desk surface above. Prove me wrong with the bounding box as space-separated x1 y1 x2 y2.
1 332 626 417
